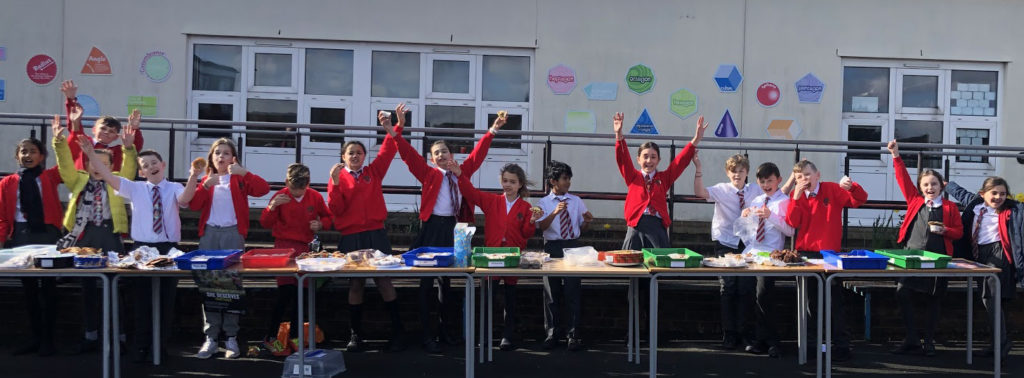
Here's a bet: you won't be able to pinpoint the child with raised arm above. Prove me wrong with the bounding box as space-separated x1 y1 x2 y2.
613 112 708 249
188 137 270 359
1 117 65 356
452 161 539 351
61 80 144 170
392 104 504 352
886 140 963 356
327 108 405 353
946 176 1022 361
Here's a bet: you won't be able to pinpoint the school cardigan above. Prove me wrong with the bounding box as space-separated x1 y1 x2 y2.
394 127 494 223
614 139 696 228
65 97 144 171
189 171 270 237
785 181 868 251
328 133 398 235
54 135 137 234
946 181 1023 283
457 175 536 248
0 166 63 244
893 157 963 255
260 187 332 244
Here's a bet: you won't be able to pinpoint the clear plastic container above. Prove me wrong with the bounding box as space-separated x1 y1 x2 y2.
281 349 346 378
563 246 600 267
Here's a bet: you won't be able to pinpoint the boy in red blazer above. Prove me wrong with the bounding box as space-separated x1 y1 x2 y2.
785 159 868 361
60 80 144 170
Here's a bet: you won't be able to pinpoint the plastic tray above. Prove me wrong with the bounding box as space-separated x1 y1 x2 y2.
74 255 108 269
0 249 34 269
875 249 952 269
296 258 346 272
281 349 346 378
643 248 704 268
174 249 243 270
471 247 520 268
241 248 297 269
402 247 455 267
34 253 74 269
821 249 889 270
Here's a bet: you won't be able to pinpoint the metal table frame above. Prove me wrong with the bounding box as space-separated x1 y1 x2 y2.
110 268 300 378
0 269 112 378
473 261 646 365
824 268 1002 378
297 269 476 378
649 270 824 378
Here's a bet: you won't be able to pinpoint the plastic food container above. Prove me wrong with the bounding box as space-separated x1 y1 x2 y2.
563 246 600 267
821 250 889 270
241 248 297 269
11 244 58 256
281 349 346 378
74 255 108 269
34 253 75 269
296 258 346 272
875 249 952 269
173 249 243 270
471 247 520 268
402 247 455 267
0 249 34 269
643 248 704 268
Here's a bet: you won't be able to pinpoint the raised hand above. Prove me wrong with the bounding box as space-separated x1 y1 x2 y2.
69 103 84 126
492 110 508 130
395 103 406 128
121 110 140 146
839 176 853 191
227 156 247 176
691 115 710 145
50 114 66 138
612 112 624 139
692 153 702 170
446 159 462 177
60 80 77 100
887 140 899 158
329 163 345 183
378 110 396 136
189 159 206 179
77 135 97 157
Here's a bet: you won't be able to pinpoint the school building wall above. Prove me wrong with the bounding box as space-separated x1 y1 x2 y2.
1 0 1022 222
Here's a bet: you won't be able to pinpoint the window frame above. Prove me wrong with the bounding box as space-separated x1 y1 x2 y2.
894 68 947 115
247 46 300 93
425 53 477 100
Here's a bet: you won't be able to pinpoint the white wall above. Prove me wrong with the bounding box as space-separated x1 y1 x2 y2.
2 0 1022 219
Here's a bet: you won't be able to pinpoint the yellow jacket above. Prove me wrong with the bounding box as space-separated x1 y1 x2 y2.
53 135 137 233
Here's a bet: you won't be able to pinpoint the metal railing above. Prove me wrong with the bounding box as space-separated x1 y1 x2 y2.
4 112 1023 244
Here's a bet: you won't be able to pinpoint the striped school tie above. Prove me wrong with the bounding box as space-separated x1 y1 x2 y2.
972 207 987 259
447 171 460 215
558 197 572 239
756 206 766 244
151 186 165 236
738 189 745 210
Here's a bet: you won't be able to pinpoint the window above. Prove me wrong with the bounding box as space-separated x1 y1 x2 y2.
427 54 475 99
193 45 242 91
372 103 413 146
424 105 475 153
951 70 998 117
197 103 235 139
896 69 944 114
843 67 889 113
371 51 420 98
245 98 297 148
482 55 530 102
248 47 298 93
955 128 990 163
485 109 525 150
846 124 883 162
305 48 353 96
309 107 346 144
893 119 943 169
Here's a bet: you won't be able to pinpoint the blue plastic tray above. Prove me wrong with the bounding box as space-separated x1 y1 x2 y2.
821 249 889 270
402 247 455 267
174 249 243 270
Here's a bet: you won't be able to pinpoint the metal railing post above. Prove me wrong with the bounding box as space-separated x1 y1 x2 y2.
168 123 176 181
295 130 303 164
843 155 850 248
668 142 677 240
943 157 951 200
543 137 552 193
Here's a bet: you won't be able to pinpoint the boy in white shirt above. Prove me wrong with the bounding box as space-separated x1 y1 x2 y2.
694 153 762 350
735 162 794 358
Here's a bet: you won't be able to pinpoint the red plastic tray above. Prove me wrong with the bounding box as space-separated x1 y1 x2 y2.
241 248 297 268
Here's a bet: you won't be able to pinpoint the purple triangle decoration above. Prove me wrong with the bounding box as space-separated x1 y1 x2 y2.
714 109 738 138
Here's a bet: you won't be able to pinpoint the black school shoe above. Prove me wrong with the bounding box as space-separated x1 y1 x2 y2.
542 335 560 350
922 342 936 357
346 334 364 353
767 345 782 358
720 334 740 350
745 342 766 354
567 337 584 352
890 342 921 355
422 339 442 354
386 335 406 352
499 338 515 351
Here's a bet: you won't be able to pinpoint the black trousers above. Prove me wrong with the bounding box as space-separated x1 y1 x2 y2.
412 215 458 342
715 242 755 340
754 277 780 347
76 221 125 335
11 223 61 346
543 239 582 338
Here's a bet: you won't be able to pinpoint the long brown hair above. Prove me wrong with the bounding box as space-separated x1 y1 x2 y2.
206 138 238 175
978 176 1011 210
501 163 532 199
916 169 945 192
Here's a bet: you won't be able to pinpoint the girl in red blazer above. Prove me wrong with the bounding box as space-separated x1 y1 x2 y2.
452 161 540 351
0 127 65 356
887 140 963 356
327 109 404 353
612 112 708 249
393 104 505 352
259 163 331 353
188 137 270 359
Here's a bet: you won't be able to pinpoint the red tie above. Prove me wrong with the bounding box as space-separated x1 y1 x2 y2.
447 171 460 215
349 169 362 180
644 175 655 216
756 205 766 243
738 189 745 210
151 186 165 236
558 198 572 239
972 207 987 259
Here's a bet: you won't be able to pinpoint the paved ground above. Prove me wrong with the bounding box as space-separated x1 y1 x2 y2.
1 336 1020 378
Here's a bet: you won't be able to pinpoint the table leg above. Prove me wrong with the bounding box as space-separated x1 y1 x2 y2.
478 278 485 363
797 276 806 365
967 277 973 365
152 277 161 365
993 274 1001 378
309 280 317 350
628 277 633 363
465 275 475 378
111 275 119 378
488 278 493 362
824 275 831 378
634 277 640 364
297 275 306 374
102 274 111 378
648 275 658 378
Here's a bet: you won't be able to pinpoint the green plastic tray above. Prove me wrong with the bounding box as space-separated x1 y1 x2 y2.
471 247 520 268
643 248 703 268
874 249 951 269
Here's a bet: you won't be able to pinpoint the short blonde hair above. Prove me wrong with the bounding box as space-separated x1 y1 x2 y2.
725 154 749 173
792 159 818 173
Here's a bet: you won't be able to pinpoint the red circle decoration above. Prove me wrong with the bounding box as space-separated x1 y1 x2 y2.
756 82 781 107
26 54 58 85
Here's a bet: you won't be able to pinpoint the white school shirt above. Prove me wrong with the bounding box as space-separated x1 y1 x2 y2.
739 190 795 254
538 192 588 241
973 203 1001 245
705 182 761 249
14 177 42 222
207 175 237 227
505 195 518 214
431 168 460 217
116 178 185 243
